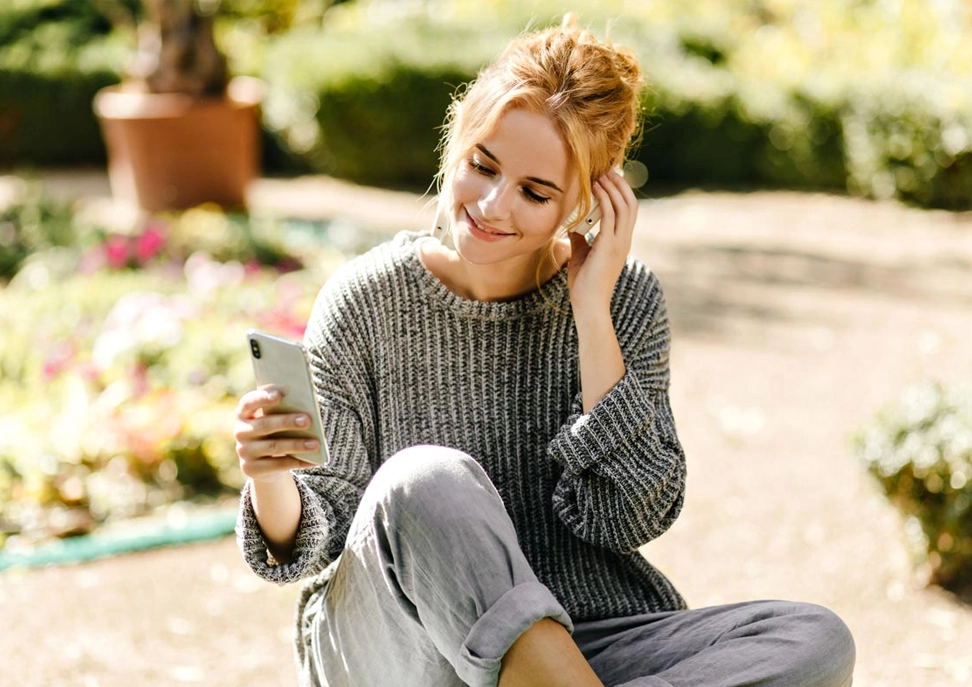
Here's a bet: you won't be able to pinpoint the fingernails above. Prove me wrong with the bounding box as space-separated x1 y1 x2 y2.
295 415 308 427
267 389 280 400
304 440 319 449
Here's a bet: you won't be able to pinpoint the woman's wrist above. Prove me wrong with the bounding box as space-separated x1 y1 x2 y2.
250 471 302 564
571 298 613 331
574 308 626 413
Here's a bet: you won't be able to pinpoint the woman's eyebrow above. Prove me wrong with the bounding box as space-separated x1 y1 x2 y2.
476 144 565 194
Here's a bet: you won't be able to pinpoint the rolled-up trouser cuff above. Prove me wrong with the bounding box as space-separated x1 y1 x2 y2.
457 580 573 687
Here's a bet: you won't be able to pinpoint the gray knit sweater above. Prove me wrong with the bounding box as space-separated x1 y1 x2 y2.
237 230 687 630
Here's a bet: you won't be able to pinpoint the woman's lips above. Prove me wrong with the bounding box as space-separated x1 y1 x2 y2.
465 209 512 242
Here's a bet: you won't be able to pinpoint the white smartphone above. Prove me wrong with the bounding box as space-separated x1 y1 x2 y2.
247 329 330 466
565 200 602 243
568 166 626 236
569 201 601 234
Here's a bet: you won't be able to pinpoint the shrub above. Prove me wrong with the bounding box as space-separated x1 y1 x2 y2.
6 0 972 207
260 18 501 189
0 1 132 166
256 0 972 206
854 383 972 593
0 179 81 279
0 179 381 549
0 266 311 545
842 76 972 209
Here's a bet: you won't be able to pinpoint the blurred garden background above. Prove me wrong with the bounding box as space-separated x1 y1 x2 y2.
1 0 972 685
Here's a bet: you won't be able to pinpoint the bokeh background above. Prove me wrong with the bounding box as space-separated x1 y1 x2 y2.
1 1 971 686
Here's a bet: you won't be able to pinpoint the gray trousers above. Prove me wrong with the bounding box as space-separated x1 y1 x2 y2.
301 446 855 687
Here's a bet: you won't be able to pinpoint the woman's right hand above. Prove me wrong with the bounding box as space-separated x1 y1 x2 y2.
234 386 321 483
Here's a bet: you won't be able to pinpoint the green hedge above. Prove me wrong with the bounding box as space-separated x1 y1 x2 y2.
0 0 127 167
4 0 972 209
257 1 972 208
259 20 501 187
633 75 848 190
0 67 119 166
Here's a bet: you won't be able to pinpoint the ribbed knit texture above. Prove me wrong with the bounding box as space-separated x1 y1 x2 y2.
237 231 688 629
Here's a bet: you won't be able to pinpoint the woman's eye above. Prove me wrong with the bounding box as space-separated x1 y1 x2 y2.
523 188 551 205
469 158 494 176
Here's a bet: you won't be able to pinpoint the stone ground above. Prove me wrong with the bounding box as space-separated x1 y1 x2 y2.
2 170 972 687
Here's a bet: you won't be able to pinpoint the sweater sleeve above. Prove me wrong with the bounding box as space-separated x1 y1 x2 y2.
547 266 686 553
236 268 377 584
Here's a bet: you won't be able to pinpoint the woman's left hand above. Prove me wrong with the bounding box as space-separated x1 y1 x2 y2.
566 169 638 316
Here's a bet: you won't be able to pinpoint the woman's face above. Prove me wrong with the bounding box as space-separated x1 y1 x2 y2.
449 108 578 272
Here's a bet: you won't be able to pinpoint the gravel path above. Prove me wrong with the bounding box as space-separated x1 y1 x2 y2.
2 176 971 687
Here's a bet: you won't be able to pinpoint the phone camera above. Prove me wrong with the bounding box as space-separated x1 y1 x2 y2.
249 339 261 359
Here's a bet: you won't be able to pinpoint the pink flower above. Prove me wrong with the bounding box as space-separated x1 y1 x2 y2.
259 310 307 340
79 247 107 274
134 225 166 264
131 361 151 398
78 361 101 382
105 236 130 269
42 343 76 380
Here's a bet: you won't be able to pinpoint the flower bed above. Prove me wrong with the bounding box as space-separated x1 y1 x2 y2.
0 182 377 551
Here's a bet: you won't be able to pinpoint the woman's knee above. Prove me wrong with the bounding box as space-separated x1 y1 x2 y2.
777 601 856 687
362 445 500 528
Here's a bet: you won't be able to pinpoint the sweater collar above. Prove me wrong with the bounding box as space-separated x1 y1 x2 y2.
398 231 571 321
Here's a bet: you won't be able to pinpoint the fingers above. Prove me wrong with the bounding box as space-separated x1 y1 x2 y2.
236 425 321 478
236 410 320 454
235 387 322 478
236 429 321 459
236 386 282 420
237 406 310 440
593 170 637 239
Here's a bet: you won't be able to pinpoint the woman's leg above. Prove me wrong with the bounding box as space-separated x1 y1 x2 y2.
307 445 576 687
499 617 604 687
574 600 856 687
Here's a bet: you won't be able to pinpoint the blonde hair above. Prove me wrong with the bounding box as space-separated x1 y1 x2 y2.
436 15 644 237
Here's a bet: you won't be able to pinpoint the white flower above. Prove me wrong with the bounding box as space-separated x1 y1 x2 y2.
92 291 195 370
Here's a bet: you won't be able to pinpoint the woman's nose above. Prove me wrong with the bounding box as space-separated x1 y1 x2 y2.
479 182 514 222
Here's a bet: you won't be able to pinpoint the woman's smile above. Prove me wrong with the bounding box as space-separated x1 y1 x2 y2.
464 208 515 241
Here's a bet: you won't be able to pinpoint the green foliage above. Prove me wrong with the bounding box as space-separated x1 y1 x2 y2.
0 182 306 284
219 0 352 35
261 18 500 188
303 63 472 188
0 267 308 543
0 180 80 279
842 77 972 208
5 0 972 207
253 0 972 206
0 0 128 166
0 0 135 47
0 65 122 166
0 179 373 548
854 383 972 592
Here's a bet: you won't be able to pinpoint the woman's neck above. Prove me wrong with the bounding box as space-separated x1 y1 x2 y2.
418 237 570 302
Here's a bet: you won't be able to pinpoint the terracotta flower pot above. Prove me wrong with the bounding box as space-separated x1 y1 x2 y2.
93 76 264 213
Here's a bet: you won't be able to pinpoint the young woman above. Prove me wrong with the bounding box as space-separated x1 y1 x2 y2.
234 17 856 687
